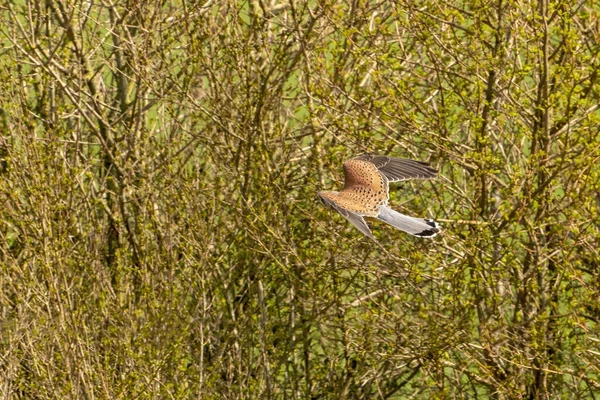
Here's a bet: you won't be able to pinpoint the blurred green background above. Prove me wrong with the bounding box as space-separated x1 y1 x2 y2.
1 0 599 398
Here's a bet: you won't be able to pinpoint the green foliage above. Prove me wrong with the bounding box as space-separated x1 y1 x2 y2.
1 0 599 398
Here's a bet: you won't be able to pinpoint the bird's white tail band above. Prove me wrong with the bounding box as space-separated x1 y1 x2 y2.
377 206 440 238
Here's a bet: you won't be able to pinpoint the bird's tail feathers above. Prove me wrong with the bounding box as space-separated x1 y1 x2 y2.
377 206 440 238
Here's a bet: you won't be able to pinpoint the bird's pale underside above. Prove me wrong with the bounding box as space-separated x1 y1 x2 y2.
317 155 440 240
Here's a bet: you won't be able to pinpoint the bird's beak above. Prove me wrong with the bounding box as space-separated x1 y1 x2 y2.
315 193 327 207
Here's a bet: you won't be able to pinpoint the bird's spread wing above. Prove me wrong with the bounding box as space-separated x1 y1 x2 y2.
342 158 385 189
353 155 438 182
340 158 389 212
343 212 375 241
317 193 375 240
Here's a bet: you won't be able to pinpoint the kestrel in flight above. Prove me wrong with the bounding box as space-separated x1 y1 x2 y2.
317 155 440 240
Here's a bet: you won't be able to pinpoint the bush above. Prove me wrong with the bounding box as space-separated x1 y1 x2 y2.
1 0 599 398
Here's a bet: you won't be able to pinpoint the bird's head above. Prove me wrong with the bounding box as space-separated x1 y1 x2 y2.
315 191 338 208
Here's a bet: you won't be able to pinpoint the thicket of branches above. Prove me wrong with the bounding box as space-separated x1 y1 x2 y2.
1 0 599 398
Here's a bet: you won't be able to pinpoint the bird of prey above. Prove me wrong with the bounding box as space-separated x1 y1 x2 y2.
317 155 440 240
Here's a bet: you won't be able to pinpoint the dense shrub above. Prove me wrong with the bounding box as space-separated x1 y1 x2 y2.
1 1 599 398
